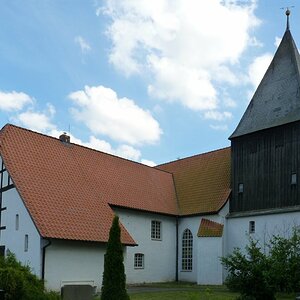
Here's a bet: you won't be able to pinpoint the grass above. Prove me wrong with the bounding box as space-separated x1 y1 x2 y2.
130 290 237 300
93 282 297 299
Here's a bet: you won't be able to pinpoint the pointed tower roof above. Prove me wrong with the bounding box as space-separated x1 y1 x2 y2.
230 24 300 139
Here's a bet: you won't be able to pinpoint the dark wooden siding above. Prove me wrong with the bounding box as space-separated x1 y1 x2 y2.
230 121 300 213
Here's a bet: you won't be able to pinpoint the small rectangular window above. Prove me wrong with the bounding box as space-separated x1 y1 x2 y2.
238 183 244 194
134 253 144 269
15 214 19 231
8 175 13 186
151 220 161 240
291 173 297 185
2 171 8 188
249 221 255 234
24 235 28 252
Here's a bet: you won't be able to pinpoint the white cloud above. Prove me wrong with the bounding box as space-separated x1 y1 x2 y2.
17 111 55 132
69 85 162 145
223 97 237 108
248 36 263 47
82 135 113 153
204 111 232 121
0 91 33 111
248 53 273 88
75 36 91 53
274 36 281 48
47 103 56 116
141 159 156 167
115 145 141 160
50 130 142 161
100 0 260 111
209 124 228 131
147 56 217 110
16 104 56 133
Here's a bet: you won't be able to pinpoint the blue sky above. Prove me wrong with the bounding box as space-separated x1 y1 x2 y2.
0 0 299 165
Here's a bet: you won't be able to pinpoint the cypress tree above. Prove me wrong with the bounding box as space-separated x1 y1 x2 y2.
101 215 129 300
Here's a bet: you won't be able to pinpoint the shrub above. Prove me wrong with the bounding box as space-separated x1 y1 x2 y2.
221 239 275 300
101 215 129 300
0 252 60 300
222 228 300 299
269 228 300 293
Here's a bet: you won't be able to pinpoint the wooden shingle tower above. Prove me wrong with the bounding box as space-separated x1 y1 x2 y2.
229 10 300 214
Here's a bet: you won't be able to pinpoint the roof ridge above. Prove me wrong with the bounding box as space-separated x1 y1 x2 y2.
0 123 166 174
156 146 231 167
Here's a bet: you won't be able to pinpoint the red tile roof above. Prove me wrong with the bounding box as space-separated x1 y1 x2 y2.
198 218 224 237
0 124 178 244
157 148 231 215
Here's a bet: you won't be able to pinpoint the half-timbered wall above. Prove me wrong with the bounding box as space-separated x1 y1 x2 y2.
230 121 300 213
0 155 41 275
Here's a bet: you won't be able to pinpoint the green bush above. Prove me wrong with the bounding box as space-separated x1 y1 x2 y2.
222 228 300 299
0 252 60 300
221 239 275 300
269 228 300 293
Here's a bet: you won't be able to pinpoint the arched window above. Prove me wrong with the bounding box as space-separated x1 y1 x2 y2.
182 229 193 271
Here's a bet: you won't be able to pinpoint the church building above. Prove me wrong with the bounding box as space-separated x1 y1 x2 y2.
0 13 299 292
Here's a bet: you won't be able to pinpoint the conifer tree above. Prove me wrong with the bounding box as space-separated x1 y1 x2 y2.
101 215 129 300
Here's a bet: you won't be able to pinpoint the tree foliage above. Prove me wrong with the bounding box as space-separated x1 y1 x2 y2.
101 215 129 300
221 239 275 300
269 228 300 293
0 252 59 300
221 228 300 299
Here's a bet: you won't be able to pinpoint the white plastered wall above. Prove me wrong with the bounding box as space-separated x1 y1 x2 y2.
197 237 223 284
226 210 300 256
197 202 228 285
178 202 229 283
0 187 41 276
114 208 177 284
44 239 105 292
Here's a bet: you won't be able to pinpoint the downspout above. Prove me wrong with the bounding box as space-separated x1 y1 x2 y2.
42 239 52 281
170 171 180 283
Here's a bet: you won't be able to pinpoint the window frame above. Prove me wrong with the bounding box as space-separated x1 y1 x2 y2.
134 253 144 269
151 220 162 240
24 234 28 252
238 183 244 194
15 214 19 231
181 229 193 271
249 221 255 234
291 173 297 185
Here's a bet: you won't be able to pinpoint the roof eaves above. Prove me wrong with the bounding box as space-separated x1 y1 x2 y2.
109 203 179 217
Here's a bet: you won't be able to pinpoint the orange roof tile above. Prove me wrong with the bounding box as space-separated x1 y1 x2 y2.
157 148 231 215
0 124 178 244
198 218 224 237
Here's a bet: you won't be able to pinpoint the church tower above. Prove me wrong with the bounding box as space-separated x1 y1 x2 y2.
229 10 300 214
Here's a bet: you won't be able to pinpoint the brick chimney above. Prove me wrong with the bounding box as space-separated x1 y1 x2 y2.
59 132 70 143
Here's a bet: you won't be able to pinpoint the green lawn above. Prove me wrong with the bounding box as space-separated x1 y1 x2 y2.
93 283 297 299
130 291 296 300
130 290 237 300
